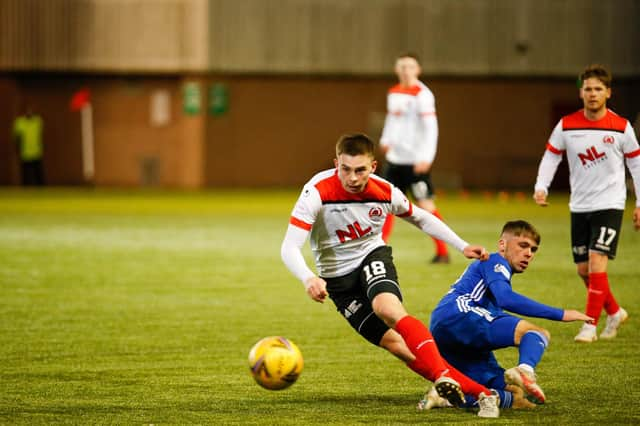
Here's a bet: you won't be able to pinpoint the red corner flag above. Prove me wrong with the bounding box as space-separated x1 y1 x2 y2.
70 88 91 111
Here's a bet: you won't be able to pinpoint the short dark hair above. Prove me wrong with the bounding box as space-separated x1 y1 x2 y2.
501 220 541 245
335 133 375 158
580 64 612 88
397 52 421 64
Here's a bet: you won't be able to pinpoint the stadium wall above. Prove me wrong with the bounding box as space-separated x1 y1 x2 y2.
2 0 639 189
2 0 639 76
1 74 205 187
2 74 639 189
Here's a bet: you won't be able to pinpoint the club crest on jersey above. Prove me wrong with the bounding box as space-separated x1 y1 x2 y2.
602 135 615 144
368 206 383 218
494 263 511 280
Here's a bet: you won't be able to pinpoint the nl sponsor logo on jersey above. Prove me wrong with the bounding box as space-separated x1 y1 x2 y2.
578 145 607 167
336 221 372 243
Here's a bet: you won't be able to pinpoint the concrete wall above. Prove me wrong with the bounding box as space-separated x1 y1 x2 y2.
2 0 639 76
0 0 208 72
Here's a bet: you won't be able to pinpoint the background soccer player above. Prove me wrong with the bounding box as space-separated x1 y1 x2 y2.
281 133 500 417
534 64 640 343
424 221 591 409
379 53 450 263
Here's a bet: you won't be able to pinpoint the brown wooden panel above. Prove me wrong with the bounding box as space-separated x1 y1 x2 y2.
1 74 638 189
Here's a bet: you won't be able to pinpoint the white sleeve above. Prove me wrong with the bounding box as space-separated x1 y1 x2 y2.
534 121 565 194
380 95 397 148
548 120 566 151
401 204 468 252
417 90 438 163
388 184 466 250
626 156 640 207
281 224 316 287
623 123 640 206
534 149 563 194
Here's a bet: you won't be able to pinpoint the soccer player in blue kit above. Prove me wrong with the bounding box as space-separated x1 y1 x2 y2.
419 220 591 410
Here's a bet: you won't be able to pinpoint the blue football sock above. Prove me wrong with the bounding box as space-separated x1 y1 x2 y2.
518 331 548 369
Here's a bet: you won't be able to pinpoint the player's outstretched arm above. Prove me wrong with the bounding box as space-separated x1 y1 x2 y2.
402 205 468 253
561 309 593 322
491 281 564 321
462 245 489 261
633 207 640 231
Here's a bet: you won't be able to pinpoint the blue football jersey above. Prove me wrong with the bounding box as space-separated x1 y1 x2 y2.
436 253 563 321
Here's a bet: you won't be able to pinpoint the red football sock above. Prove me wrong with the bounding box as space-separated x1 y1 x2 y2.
404 333 490 397
409 357 491 398
395 316 446 381
407 357 435 380
442 359 491 397
382 214 395 243
433 238 448 256
431 209 448 256
585 272 609 326
604 288 620 315
580 275 619 316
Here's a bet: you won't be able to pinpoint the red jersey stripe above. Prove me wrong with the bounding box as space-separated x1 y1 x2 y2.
546 143 564 155
314 172 392 204
420 111 436 117
562 109 627 133
624 149 640 159
290 216 312 231
388 84 421 96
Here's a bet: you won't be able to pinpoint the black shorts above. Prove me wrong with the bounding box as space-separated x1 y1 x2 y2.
322 246 401 346
570 209 624 263
383 162 435 200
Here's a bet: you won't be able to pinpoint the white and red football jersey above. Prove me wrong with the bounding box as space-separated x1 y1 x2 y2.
535 109 640 212
380 81 438 165
288 169 413 278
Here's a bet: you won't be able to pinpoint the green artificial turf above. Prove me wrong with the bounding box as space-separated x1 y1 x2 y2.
0 188 638 424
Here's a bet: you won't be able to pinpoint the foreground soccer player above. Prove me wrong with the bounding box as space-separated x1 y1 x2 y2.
534 64 640 342
281 133 500 417
424 220 591 408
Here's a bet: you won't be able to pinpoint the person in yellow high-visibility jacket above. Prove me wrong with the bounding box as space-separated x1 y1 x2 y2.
12 106 44 186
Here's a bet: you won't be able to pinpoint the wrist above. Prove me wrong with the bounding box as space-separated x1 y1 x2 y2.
302 275 316 289
534 186 547 195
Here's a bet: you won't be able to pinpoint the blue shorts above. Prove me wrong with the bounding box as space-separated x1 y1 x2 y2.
430 300 521 389
430 299 520 350
443 350 506 391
